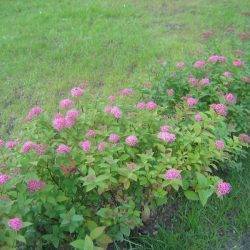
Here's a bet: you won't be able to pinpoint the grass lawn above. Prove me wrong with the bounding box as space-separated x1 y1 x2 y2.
0 0 249 249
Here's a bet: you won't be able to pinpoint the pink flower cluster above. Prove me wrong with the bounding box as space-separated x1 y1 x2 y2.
26 106 43 121
120 88 133 96
8 218 23 231
86 129 96 138
186 97 198 107
27 179 45 192
160 125 170 132
6 140 18 149
80 140 91 152
59 99 73 109
223 71 233 78
210 103 228 116
215 140 225 150
56 144 71 154
110 106 122 119
0 174 10 185
216 181 231 197
200 78 210 85
108 133 120 144
224 93 236 104
0 139 4 147
53 109 79 131
194 113 202 122
233 59 244 67
188 76 198 86
239 134 250 144
158 131 176 143
97 141 106 152
193 60 206 69
71 87 84 97
164 169 181 180
125 135 138 147
136 101 157 110
108 95 116 102
208 55 226 63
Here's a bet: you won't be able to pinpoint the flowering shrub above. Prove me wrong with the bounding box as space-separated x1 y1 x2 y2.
0 68 249 248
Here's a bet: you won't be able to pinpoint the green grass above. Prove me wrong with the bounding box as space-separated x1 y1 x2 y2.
0 0 249 249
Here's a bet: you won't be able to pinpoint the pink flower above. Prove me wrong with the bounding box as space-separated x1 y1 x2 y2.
8 218 23 231
86 129 96 138
71 87 84 97
224 93 236 104
80 140 91 152
200 78 210 85
208 55 219 63
22 141 35 153
33 144 46 155
59 99 73 109
136 102 146 110
108 133 120 144
176 61 185 69
239 134 250 144
158 132 176 143
223 71 233 78
120 88 133 96
104 105 112 113
193 60 206 69
167 89 174 96
216 181 231 197
210 103 228 116
187 97 198 107
108 95 116 102
215 140 225 150
160 125 170 132
6 140 18 149
0 139 4 148
64 116 76 128
97 142 106 152
66 109 79 120
27 179 45 192
194 113 202 122
110 106 122 119
26 106 43 121
125 135 138 147
188 76 198 86
146 101 157 110
218 56 226 63
56 144 71 154
53 114 65 131
164 169 181 180
0 174 10 185
233 59 244 67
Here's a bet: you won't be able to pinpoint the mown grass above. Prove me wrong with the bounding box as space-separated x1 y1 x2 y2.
0 0 249 249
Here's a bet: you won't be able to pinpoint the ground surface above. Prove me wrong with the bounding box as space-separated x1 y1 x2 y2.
0 0 249 249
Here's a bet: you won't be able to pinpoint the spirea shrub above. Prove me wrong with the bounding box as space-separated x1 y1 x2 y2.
0 61 249 249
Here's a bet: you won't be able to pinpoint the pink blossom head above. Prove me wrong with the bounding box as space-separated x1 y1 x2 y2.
120 88 133 96
176 61 185 69
26 106 43 121
194 113 202 122
97 142 106 152
33 144 46 155
56 144 71 154
80 140 91 152
146 101 157 110
233 59 244 67
8 218 23 231
6 140 18 150
0 139 4 148
108 95 116 102
164 168 181 180
0 174 10 185
218 56 226 63
125 135 138 147
108 133 120 144
210 103 228 116
216 181 231 197
239 134 250 144
187 97 198 107
215 140 225 150
208 55 219 63
104 105 112 113
167 89 174 96
193 60 206 69
22 141 35 153
224 93 236 104
200 78 210 85
86 129 96 138
27 179 45 192
66 109 79 120
64 116 76 128
53 114 65 131
59 99 73 109
71 87 84 97
136 102 146 110
110 106 122 119
188 76 198 86
158 132 176 143
160 125 170 132
223 71 233 78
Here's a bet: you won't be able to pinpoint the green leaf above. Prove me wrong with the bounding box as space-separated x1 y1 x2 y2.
16 235 26 243
70 239 85 249
84 235 94 250
90 226 106 239
184 190 199 201
23 222 33 228
197 189 214 206
196 172 208 188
